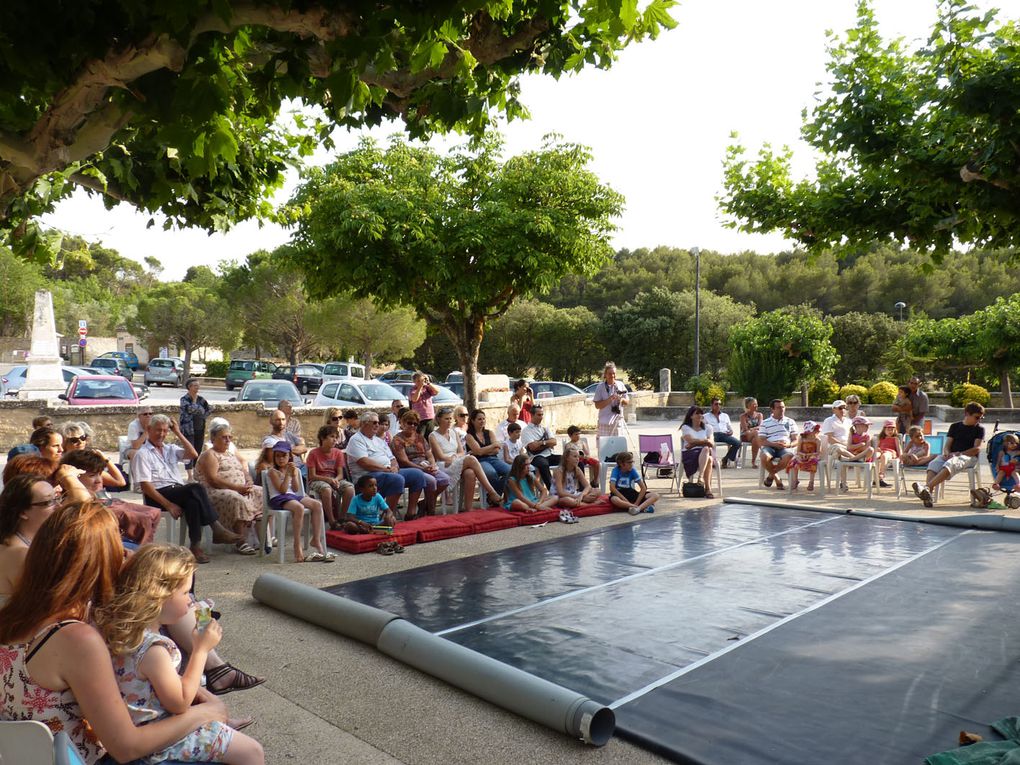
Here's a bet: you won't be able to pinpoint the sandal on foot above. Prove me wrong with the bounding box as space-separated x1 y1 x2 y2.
487 492 502 506
229 716 256 732
206 664 265 696
234 542 257 556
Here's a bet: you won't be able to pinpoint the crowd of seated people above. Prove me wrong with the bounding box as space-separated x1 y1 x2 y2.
1 411 268 762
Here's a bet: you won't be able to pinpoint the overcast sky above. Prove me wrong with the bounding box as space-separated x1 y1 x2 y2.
41 0 1001 280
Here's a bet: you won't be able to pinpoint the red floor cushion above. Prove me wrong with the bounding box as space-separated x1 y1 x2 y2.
504 506 561 524
453 509 523 533
573 497 615 517
400 514 475 542
325 527 417 554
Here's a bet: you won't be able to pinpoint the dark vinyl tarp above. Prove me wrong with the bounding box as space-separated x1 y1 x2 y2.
324 505 1015 764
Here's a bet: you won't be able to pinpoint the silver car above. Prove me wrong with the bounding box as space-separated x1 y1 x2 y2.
144 358 184 387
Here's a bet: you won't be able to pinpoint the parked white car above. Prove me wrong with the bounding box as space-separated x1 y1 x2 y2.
313 379 404 408
321 361 367 382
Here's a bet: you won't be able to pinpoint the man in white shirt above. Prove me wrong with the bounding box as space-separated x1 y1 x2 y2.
522 405 560 488
266 409 307 474
345 411 427 516
131 414 240 563
758 399 799 491
497 403 521 443
820 399 856 491
706 398 741 468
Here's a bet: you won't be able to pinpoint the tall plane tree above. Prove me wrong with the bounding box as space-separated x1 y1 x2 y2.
285 134 624 407
0 0 674 262
720 1 1020 258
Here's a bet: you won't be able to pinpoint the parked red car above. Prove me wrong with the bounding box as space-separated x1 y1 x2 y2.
59 375 139 406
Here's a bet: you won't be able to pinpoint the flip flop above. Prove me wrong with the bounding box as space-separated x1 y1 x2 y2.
305 552 326 562
229 716 256 731
377 541 395 555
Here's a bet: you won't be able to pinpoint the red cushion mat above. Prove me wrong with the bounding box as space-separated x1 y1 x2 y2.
399 514 475 542
452 509 523 533
325 527 416 554
573 497 615 517
505 506 561 524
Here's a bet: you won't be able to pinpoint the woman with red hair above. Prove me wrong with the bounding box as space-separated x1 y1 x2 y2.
0 501 226 763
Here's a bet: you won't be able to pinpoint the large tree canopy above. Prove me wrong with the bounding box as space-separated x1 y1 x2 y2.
720 0 1020 257
0 0 674 261
285 133 624 406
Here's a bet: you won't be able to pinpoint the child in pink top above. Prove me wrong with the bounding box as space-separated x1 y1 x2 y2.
874 419 902 489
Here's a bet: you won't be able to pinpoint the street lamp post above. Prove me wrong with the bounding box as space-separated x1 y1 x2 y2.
895 301 906 321
692 247 700 377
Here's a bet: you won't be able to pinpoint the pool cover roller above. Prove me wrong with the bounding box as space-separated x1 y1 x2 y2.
252 572 615 746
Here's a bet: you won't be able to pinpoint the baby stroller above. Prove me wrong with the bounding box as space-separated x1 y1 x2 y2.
971 429 1020 509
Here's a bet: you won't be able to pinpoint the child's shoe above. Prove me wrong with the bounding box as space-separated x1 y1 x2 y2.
1007 494 1020 510
628 506 641 516
644 505 656 513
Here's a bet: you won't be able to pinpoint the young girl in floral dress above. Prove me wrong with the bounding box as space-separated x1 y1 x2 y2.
94 544 264 764
790 421 821 492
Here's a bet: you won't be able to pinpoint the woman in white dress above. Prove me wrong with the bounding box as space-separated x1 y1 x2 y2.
430 408 503 510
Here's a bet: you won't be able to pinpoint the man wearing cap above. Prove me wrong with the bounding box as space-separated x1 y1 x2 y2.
266 408 307 477
131 413 241 563
821 400 855 491
522 405 560 489
706 398 741 468
345 410 429 519
758 399 799 490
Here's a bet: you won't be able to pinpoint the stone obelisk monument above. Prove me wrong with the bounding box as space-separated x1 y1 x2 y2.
19 290 66 400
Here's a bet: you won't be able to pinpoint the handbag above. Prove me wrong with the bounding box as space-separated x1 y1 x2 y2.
682 480 706 498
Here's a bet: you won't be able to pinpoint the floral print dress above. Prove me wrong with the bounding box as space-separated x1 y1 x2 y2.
112 630 233 763
1 621 105 764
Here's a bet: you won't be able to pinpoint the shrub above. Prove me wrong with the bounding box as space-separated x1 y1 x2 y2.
808 378 839 406
838 384 869 404
686 375 727 407
867 381 898 405
951 383 990 407
205 360 229 378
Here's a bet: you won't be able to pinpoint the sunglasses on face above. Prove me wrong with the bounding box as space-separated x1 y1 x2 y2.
330 417 341 422
65 435 89 445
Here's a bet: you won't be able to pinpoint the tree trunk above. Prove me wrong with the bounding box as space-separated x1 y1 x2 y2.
363 352 374 379
290 346 298 367
182 343 193 380
445 317 484 410
800 381 809 407
1001 369 1014 409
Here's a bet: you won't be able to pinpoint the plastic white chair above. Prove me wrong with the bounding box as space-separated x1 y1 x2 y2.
0 719 83 764
787 461 827 498
259 469 312 564
597 435 629 493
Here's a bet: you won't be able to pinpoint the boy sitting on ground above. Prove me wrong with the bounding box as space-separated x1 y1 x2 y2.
608 451 658 515
343 475 398 534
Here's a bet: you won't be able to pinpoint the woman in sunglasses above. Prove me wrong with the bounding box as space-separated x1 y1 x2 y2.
0 475 60 605
60 421 126 490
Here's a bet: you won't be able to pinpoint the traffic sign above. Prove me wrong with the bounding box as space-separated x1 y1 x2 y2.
78 319 87 329
77 327 88 337
78 339 87 347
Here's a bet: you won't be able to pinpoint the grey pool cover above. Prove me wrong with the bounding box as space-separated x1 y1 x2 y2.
324 504 1020 764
